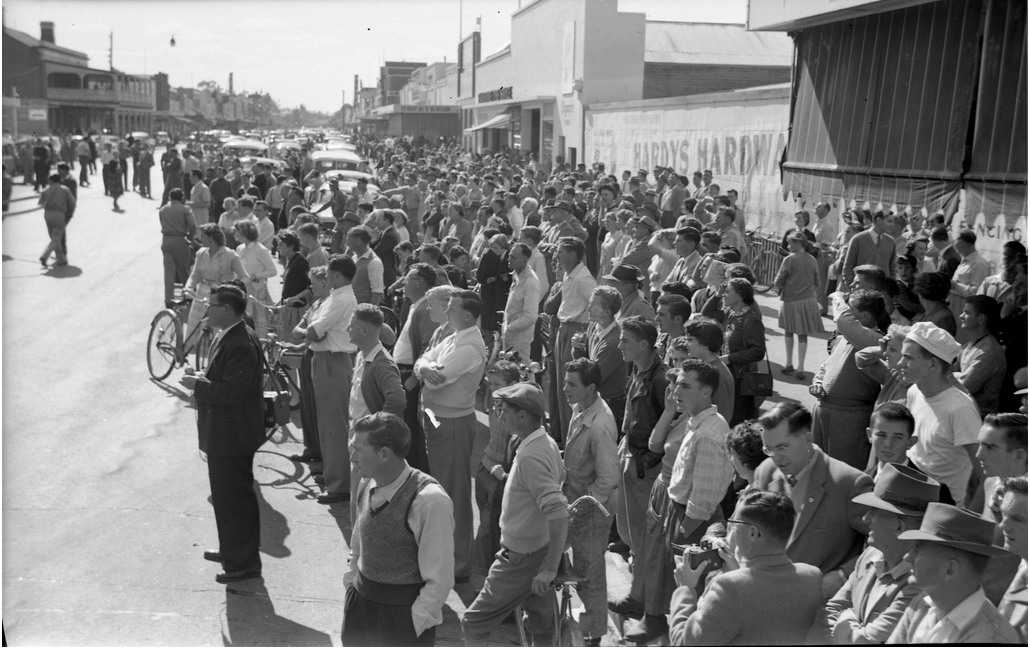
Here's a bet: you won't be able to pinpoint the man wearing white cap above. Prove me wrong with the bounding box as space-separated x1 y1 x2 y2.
898 322 984 507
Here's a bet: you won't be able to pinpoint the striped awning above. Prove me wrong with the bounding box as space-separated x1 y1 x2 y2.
782 0 983 213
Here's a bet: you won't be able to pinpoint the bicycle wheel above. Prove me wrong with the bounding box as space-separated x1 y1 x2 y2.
557 615 584 647
147 310 180 380
194 328 213 371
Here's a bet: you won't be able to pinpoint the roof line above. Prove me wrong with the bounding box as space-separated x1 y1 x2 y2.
645 20 747 26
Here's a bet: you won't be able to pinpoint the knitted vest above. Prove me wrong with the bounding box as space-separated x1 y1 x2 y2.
356 470 436 587
352 253 373 304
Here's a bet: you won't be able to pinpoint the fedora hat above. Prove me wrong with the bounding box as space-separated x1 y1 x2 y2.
898 503 1014 557
852 463 940 516
602 264 645 284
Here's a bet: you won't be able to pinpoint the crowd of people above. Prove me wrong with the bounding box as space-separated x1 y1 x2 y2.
156 132 1028 646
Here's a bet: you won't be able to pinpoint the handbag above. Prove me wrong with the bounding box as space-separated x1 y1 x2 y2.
737 315 773 397
260 347 291 428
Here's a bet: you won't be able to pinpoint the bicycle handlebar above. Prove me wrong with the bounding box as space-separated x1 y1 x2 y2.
568 495 610 519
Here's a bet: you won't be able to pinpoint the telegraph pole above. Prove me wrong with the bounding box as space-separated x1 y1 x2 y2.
108 32 113 70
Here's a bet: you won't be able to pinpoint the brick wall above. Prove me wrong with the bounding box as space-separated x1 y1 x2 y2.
643 63 791 100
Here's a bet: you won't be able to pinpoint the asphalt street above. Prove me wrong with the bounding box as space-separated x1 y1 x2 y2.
1 160 831 646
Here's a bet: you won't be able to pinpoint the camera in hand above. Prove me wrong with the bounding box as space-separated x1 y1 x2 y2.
682 539 725 571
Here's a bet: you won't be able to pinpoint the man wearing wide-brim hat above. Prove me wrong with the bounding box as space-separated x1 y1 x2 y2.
826 463 941 643
615 212 658 276
602 263 655 322
886 502 1020 643
900 321 984 507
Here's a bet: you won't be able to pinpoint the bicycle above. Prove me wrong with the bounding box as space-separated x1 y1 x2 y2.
513 495 611 647
147 286 214 380
745 230 785 295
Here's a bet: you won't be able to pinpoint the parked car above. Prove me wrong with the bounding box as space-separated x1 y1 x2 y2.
222 139 269 159
311 149 361 173
155 131 171 146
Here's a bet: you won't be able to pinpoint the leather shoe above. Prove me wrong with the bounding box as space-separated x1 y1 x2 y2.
215 566 262 584
624 614 668 644
316 492 349 504
203 549 223 563
608 597 645 619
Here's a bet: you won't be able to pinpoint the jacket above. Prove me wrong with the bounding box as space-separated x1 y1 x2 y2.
193 322 265 457
360 347 405 417
752 446 873 575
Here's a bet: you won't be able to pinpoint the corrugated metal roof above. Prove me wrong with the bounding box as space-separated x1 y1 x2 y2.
644 22 794 67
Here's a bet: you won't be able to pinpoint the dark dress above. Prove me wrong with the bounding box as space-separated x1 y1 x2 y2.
475 249 511 333
723 304 767 426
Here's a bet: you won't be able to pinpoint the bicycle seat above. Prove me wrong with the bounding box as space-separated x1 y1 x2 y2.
553 553 586 586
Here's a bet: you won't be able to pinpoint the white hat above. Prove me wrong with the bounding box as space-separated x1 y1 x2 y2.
905 321 961 364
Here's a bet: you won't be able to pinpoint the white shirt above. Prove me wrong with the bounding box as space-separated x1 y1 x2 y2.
349 343 384 423
907 384 982 506
344 465 455 637
528 247 549 290
503 266 543 342
557 263 597 323
308 285 358 353
508 206 525 238
392 296 426 366
911 588 991 644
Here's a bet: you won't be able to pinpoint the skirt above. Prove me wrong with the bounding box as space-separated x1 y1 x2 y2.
778 296 823 335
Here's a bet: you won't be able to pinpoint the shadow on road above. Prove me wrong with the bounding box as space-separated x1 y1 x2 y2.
150 377 194 404
44 264 83 278
256 485 291 559
221 579 333 646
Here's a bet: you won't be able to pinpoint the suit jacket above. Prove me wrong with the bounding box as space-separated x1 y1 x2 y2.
193 321 265 457
360 347 405 417
825 546 921 643
373 225 400 289
752 447 873 574
587 321 625 401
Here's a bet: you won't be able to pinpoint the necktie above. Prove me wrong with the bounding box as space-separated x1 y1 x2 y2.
787 475 798 488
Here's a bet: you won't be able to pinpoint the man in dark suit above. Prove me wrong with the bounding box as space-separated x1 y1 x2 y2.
181 284 265 584
752 400 873 600
372 209 401 292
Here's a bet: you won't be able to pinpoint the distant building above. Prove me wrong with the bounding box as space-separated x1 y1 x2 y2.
378 61 425 107
2 21 154 135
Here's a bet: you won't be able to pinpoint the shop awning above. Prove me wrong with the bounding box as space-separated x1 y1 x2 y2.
465 113 510 132
782 0 982 212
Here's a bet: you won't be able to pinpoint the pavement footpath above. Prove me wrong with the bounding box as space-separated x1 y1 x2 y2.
1 162 832 646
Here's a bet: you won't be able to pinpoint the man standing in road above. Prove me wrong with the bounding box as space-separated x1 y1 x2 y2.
342 412 455 646
188 170 212 224
462 383 570 645
393 263 438 473
307 255 360 504
553 237 597 444
414 289 488 582
37 174 75 268
159 188 198 307
75 138 91 186
57 163 77 258
209 168 232 225
502 242 542 363
180 284 265 583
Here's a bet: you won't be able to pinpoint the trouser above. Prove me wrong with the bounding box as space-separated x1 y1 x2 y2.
41 212 67 264
78 156 90 185
567 498 612 638
34 162 49 190
473 464 505 574
616 443 661 602
120 158 129 187
461 546 554 645
812 400 874 471
161 235 192 304
423 412 475 578
554 321 587 445
342 580 434 647
400 369 430 473
207 452 261 572
299 349 321 460
131 157 139 188
504 334 532 365
311 351 353 495
139 168 151 197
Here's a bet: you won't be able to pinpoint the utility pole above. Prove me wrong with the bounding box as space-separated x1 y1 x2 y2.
342 90 346 132
108 31 113 70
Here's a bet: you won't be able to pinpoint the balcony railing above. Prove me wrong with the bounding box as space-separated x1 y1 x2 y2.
46 87 118 104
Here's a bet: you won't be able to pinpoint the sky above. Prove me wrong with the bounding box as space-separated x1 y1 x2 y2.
3 0 748 113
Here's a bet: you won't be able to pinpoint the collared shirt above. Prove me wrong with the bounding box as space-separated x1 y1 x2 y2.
414 325 487 417
564 397 620 512
528 247 550 291
349 343 384 422
600 230 626 277
189 181 211 221
912 588 994 643
159 202 197 238
668 406 734 519
344 464 455 637
393 295 426 365
666 250 703 285
952 251 993 298
557 263 597 323
503 266 543 341
499 427 569 554
307 285 358 353
354 248 385 294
